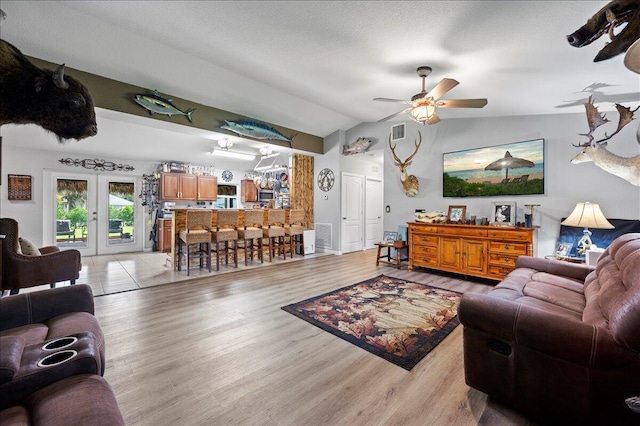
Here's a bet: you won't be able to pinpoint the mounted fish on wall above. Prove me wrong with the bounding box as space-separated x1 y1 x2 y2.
342 137 372 155
220 120 296 145
133 89 195 122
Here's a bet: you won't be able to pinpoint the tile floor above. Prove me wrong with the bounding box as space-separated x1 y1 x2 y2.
12 250 327 297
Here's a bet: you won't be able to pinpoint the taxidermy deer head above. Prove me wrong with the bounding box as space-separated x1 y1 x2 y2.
389 131 422 197
571 96 640 186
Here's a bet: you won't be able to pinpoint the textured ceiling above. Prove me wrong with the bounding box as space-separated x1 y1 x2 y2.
1 1 639 168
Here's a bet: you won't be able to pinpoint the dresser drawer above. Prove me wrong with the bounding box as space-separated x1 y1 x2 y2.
489 241 528 255
412 255 438 267
413 234 438 245
438 227 488 237
489 253 519 267
488 264 515 278
413 244 438 257
487 229 531 241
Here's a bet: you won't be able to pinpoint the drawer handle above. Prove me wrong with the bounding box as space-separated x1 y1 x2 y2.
504 257 510 262
504 245 510 250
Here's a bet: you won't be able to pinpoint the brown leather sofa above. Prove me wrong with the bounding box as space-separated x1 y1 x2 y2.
459 233 640 425
0 285 123 425
0 218 82 294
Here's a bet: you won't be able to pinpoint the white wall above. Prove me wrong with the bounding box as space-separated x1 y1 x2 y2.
345 113 640 257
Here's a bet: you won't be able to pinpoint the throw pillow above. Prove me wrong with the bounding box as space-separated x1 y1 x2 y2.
18 237 41 256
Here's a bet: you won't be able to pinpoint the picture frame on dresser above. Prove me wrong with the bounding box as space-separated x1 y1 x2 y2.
491 202 516 225
447 205 466 223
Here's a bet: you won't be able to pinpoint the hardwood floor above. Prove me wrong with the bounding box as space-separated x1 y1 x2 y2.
95 249 535 425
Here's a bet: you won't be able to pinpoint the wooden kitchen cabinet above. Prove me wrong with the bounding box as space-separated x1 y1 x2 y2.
160 173 197 201
241 179 257 202
157 218 173 253
197 176 218 201
408 222 533 281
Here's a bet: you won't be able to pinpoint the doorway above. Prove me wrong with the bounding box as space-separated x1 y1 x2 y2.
341 173 364 253
44 171 142 256
365 177 383 249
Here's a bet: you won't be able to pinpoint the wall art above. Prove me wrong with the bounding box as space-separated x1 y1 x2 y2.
59 158 135 172
443 138 544 197
8 174 32 200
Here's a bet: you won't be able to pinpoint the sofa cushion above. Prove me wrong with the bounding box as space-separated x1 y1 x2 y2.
0 336 26 384
0 324 49 346
0 405 29 425
18 237 41 256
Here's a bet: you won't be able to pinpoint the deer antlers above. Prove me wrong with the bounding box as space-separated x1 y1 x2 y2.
574 95 639 147
388 131 422 166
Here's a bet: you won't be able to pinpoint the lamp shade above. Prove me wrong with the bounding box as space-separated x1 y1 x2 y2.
560 202 614 229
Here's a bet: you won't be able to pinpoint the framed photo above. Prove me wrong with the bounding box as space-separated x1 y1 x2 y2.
383 231 398 244
491 202 516 225
554 242 573 259
443 138 544 197
447 205 466 223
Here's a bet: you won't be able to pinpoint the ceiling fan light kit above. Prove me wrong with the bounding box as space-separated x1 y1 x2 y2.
374 66 487 125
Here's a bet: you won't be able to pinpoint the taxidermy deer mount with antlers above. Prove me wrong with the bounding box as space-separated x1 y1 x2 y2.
389 131 422 197
571 96 640 186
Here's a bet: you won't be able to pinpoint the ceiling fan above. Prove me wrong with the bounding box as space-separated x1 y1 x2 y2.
374 66 487 125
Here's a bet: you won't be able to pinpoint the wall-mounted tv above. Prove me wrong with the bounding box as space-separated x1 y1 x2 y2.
443 138 544 197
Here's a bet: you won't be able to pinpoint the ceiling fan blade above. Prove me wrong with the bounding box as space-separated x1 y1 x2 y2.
427 112 441 125
437 98 488 108
373 97 412 104
377 107 412 122
426 78 459 101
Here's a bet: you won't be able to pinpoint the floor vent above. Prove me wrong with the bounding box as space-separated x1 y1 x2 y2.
315 223 332 249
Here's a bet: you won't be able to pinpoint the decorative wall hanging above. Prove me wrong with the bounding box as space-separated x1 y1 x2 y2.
443 138 544 197
220 120 295 145
342 137 372 155
133 89 195 122
317 168 335 192
59 158 135 172
7 174 32 200
139 173 159 217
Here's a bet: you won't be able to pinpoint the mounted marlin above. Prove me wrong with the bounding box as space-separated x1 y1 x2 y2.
133 89 195 122
220 119 296 145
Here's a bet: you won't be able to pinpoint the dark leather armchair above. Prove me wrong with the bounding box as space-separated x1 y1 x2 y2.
0 218 82 294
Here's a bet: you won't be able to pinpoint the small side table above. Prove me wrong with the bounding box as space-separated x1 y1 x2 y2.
376 241 408 269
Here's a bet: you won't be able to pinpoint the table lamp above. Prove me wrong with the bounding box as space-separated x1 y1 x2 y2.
561 202 613 255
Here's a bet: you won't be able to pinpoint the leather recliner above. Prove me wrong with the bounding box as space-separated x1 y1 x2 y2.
459 233 640 425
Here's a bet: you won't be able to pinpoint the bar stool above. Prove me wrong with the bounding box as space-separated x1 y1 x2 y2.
211 210 239 271
177 210 212 276
284 209 306 257
262 209 286 262
238 209 264 265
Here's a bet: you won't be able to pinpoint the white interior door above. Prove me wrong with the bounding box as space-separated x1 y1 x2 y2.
365 177 383 249
341 173 363 253
45 170 142 256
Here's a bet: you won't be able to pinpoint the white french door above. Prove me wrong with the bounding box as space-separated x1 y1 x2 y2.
44 170 142 256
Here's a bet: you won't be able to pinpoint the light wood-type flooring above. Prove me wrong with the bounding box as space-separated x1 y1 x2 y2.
92 248 536 425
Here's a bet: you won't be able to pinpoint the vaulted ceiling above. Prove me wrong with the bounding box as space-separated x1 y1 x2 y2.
1 1 638 168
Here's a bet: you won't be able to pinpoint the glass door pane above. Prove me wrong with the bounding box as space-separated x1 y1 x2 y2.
56 179 89 249
107 182 135 246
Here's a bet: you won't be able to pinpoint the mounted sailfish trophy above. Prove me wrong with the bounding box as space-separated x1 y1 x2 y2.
133 89 195 122
220 120 296 146
389 131 422 197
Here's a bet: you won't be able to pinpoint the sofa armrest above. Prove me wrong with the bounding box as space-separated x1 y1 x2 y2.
0 285 95 332
0 336 25 384
2 249 81 290
459 292 636 368
515 256 594 282
39 246 61 255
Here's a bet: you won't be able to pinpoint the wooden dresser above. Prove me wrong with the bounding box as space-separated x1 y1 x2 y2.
408 222 534 281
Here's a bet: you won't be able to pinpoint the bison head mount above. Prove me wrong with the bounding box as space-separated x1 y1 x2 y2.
0 39 97 142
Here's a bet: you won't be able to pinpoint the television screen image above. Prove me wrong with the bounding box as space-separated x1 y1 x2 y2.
443 139 544 197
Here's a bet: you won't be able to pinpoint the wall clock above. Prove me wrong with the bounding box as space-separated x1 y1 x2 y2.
318 168 335 192
221 170 233 182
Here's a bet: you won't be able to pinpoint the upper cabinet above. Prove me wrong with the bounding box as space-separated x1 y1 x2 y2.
197 176 218 201
160 173 217 201
241 179 257 202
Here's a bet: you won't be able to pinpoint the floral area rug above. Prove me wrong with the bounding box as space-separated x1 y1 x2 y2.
282 274 461 370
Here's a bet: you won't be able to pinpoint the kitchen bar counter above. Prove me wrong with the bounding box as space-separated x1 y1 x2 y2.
167 208 295 270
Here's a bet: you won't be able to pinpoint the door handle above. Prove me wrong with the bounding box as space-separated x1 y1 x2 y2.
342 217 347 220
